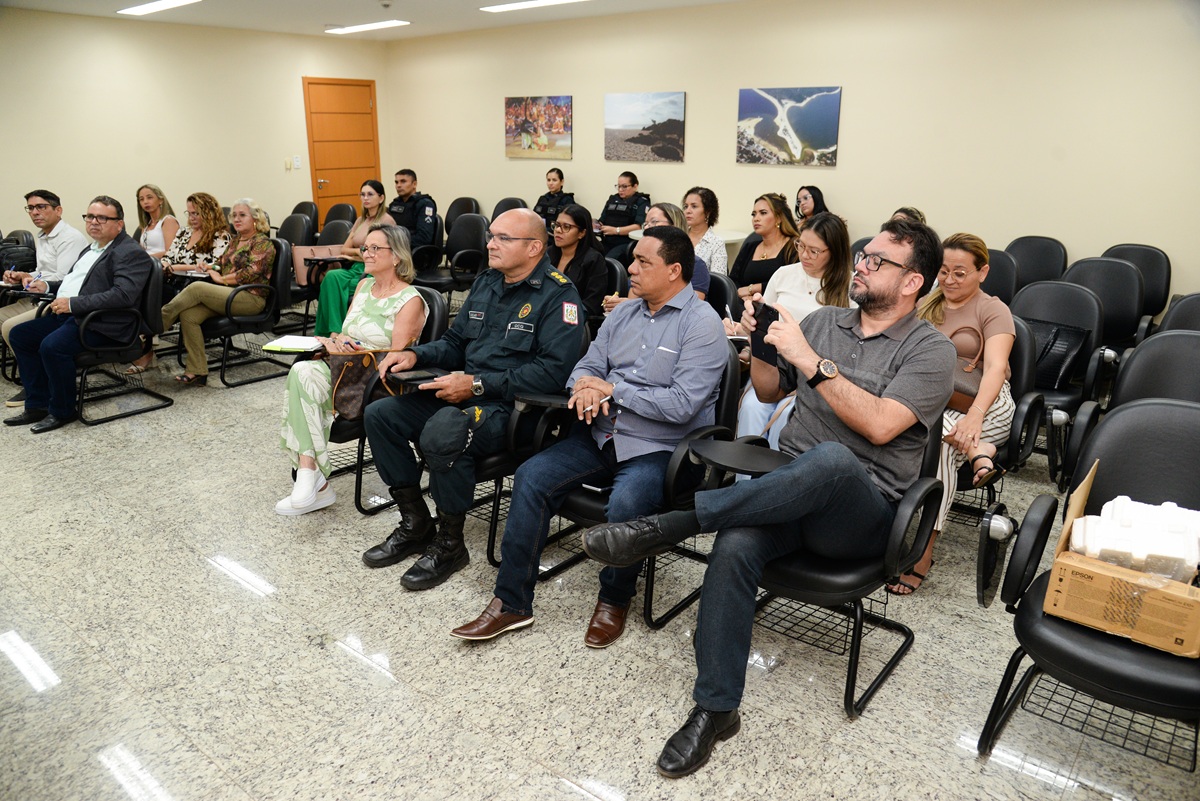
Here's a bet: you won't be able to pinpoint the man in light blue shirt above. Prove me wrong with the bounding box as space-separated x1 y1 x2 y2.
450 225 728 647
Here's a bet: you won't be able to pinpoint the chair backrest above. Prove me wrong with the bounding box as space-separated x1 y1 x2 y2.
276 213 315 248
491 197 528 219
413 285 449 344
1010 281 1103 391
982 249 1019 306
141 263 166 336
850 235 873 256
604 257 629 296
1008 316 1037 401
1102 243 1171 318
715 339 742 431
1069 398 1200 514
1157 292 1200 334
316 219 352 247
2 229 35 249
269 238 293 317
706 272 739 320
291 201 319 233
444 213 488 262
323 203 357 228
1109 331 1200 409
444 197 481 235
1062 256 1144 346
1007 235 1067 289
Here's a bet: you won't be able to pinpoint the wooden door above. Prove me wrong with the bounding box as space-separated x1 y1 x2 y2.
302 77 381 230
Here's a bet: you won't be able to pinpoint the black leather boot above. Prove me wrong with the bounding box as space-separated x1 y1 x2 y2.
400 510 469 590
361 487 435 568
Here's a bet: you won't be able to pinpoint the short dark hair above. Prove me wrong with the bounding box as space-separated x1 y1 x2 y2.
619 171 638 187
395 169 417 181
24 190 62 207
89 195 124 220
879 217 941 299
642 225 694 283
683 186 719 227
546 168 564 181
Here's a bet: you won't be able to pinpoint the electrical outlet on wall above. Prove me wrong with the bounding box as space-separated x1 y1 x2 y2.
293 155 302 169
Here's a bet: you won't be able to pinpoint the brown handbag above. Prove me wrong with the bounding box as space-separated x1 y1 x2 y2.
946 326 984 414
328 349 400 420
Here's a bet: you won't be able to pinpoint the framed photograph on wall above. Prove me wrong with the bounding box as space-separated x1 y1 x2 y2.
505 96 572 159
736 87 841 166
604 92 686 162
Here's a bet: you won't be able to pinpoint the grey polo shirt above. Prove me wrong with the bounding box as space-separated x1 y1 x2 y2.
777 306 956 501
568 283 728 461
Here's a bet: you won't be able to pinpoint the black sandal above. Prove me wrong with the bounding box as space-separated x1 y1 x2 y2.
175 373 207 386
886 569 927 596
970 454 1006 487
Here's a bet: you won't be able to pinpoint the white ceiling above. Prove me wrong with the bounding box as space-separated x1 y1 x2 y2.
0 0 742 40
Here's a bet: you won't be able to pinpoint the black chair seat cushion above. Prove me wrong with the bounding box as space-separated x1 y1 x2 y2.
329 416 364 445
76 341 142 368
201 315 270 338
1015 572 1200 720
558 487 610 525
1040 387 1084 413
413 270 459 292
760 550 886 608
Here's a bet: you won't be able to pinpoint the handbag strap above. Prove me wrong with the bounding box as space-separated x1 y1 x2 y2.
946 326 985 372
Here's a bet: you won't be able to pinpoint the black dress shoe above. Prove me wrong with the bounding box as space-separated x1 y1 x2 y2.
582 516 678 568
30 413 76 434
4 408 48 427
657 705 741 779
401 512 469 591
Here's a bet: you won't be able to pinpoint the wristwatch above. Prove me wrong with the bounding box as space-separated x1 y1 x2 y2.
807 359 838 388
471 377 485 396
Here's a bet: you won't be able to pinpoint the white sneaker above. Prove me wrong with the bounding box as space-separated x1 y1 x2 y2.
290 468 321 507
276 484 336 516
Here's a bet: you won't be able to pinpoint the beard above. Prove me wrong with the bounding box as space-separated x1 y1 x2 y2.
849 279 900 315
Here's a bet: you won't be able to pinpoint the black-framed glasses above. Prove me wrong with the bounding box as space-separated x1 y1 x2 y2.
24 204 52 213
82 214 120 224
552 221 578 232
485 231 537 245
362 245 392 256
854 250 910 273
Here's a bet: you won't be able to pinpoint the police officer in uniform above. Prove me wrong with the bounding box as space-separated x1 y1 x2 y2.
363 208 586 590
598 170 650 265
532 167 575 233
387 169 438 250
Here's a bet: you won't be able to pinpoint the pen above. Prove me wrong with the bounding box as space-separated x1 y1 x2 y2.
581 395 612 414
725 304 732 319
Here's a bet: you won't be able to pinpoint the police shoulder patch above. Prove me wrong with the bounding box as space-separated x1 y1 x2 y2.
562 302 579 325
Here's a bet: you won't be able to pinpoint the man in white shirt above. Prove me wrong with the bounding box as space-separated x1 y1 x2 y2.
2 190 89 406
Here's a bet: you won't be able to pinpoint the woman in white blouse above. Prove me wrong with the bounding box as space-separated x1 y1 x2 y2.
682 186 727 276
135 184 180 261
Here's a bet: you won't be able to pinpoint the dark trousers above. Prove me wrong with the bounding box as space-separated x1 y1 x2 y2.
10 313 120 418
363 391 509 515
690 442 898 711
494 427 674 615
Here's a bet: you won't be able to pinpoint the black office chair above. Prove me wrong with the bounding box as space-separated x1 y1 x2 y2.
981 249 1018 306
850 236 872 256
413 213 487 297
322 204 357 229
604 258 629 297
325 286 451 514
291 201 319 235
444 197 482 237
1009 281 1105 486
1063 257 1148 352
276 213 315 249
706 273 739 321
977 399 1200 766
279 219 353 336
1007 235 1067 290
73 262 174 425
490 197 528 219
1 229 35 251
1147 292 1200 339
1103 243 1171 319
195 238 293 387
411 214 445 273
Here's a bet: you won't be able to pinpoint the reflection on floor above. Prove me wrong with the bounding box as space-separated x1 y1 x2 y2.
2 366 1195 801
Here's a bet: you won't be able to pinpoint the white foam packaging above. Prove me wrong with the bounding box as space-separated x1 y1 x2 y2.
1068 495 1200 584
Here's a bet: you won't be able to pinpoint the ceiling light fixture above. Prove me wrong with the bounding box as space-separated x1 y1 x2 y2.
118 0 202 16
481 0 594 13
325 19 410 34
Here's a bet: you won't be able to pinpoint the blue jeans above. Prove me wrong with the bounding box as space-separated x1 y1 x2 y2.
494 427 673 615
10 313 120 418
690 442 897 711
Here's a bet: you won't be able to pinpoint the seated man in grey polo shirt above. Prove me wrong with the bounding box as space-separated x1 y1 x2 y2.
583 217 956 778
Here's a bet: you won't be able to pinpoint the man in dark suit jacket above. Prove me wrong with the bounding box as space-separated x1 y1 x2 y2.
5 195 153 433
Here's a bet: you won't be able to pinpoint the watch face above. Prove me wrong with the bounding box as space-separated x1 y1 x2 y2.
821 360 838 378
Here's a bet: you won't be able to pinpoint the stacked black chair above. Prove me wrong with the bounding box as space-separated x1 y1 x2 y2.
1007 235 1067 290
977 399 1200 765
981 249 1019 306
413 213 488 298
1103 243 1171 319
276 213 314 249
490 197 528 219
444 197 482 238
291 201 319 235
323 203 357 229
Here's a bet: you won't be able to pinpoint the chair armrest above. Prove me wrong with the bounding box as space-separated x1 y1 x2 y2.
664 425 736 509
223 284 274 321
883 476 943 581
1063 400 1100 486
514 392 571 412
77 307 143 349
1135 316 1154 345
450 249 486 281
1000 494 1060 610
1004 391 1044 471
412 244 442 272
1082 346 1105 403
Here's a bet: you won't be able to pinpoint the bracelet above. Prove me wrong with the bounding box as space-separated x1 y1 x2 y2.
970 404 986 414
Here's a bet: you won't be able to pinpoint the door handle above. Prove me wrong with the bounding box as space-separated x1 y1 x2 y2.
317 179 330 189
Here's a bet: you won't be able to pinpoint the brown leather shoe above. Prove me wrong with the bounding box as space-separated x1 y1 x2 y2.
450 597 533 641
584 600 630 649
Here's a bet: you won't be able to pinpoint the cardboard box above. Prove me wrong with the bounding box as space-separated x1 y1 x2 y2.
1043 460 1200 658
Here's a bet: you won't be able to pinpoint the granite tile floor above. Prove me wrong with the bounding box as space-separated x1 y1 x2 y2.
1 362 1196 800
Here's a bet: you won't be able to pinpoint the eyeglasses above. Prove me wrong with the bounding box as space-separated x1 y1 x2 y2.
485 231 538 245
362 245 392 256
854 251 910 273
82 214 120 224
642 219 669 229
552 222 578 232
614 184 633 190
24 204 52 213
937 268 973 282
798 241 827 258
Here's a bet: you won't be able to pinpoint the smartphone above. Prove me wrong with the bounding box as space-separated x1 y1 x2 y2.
750 301 780 363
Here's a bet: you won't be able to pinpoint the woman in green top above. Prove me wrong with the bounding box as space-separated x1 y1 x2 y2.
278 224 427 516
313 179 397 336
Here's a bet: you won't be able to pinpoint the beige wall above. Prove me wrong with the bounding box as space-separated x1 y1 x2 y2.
2 0 1197 293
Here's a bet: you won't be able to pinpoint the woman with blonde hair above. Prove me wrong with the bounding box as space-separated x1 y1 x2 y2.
135 184 180 262
888 232 1015 595
314 179 396 337
278 224 428 515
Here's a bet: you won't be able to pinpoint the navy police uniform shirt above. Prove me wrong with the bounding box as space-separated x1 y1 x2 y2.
387 191 438 249
408 255 585 402
599 192 650 252
533 190 575 231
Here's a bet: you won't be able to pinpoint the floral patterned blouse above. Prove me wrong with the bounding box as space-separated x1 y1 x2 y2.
216 232 275 297
163 228 230 267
